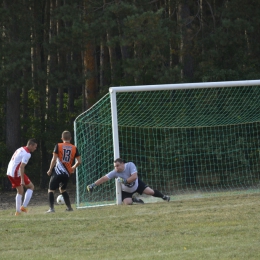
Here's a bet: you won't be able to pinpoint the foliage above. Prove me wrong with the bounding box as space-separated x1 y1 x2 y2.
1 0 260 189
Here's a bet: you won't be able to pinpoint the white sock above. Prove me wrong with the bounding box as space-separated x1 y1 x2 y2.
16 194 22 212
22 189 33 207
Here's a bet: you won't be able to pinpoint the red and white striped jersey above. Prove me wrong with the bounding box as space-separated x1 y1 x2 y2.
7 147 31 177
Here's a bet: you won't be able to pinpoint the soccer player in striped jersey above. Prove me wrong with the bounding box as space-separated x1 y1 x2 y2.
7 139 38 216
46 131 81 213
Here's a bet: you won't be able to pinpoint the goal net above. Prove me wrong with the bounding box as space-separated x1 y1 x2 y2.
74 80 260 208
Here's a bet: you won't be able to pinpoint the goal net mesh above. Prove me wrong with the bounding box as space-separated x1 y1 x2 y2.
75 85 260 208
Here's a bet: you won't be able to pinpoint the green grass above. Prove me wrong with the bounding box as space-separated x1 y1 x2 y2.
0 194 260 260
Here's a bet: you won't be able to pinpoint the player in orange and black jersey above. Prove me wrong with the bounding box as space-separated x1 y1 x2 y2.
46 131 81 213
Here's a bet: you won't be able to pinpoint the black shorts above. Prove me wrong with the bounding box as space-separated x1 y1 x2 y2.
49 171 69 191
121 179 148 201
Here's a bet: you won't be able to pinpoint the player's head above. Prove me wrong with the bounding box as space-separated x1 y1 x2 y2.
114 158 125 172
62 130 71 142
27 138 38 152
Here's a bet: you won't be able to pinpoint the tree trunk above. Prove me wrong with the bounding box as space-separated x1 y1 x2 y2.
38 0 50 189
47 0 58 125
3 0 22 152
6 88 21 152
22 87 29 144
107 31 117 85
83 42 97 109
82 0 98 110
177 0 193 80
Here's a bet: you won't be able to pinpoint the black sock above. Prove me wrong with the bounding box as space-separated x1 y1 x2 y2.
153 190 164 198
48 192 54 209
62 191 71 209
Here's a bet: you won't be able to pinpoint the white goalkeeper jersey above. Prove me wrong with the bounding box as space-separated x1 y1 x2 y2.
106 162 138 193
7 147 31 178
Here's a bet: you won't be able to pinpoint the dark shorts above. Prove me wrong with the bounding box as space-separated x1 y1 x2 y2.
49 171 69 191
121 179 148 201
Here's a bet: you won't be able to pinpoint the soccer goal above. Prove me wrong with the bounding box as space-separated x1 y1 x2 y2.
74 80 260 208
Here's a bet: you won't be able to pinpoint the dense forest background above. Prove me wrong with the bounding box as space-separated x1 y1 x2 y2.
1 0 260 190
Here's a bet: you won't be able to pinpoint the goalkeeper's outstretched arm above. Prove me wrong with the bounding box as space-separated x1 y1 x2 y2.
87 176 109 192
95 176 109 186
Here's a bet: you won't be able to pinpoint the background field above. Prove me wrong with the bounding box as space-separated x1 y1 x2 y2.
0 193 259 260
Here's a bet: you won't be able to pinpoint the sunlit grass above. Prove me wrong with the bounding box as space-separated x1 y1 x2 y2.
0 194 259 259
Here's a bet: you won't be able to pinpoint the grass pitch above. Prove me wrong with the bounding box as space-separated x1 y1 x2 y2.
0 194 259 260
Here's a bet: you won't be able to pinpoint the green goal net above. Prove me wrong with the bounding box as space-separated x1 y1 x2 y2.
74 80 260 208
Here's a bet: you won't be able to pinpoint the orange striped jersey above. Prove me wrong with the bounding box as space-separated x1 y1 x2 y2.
53 143 80 175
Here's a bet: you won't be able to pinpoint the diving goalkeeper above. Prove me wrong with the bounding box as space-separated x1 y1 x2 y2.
87 158 170 205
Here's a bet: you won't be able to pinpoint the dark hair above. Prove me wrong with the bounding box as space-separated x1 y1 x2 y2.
27 138 37 146
114 158 125 164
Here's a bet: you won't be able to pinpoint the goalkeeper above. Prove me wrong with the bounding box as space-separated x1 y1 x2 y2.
87 158 170 205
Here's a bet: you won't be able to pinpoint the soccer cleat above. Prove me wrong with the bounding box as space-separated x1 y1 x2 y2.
163 195 170 202
15 212 21 216
132 197 144 204
46 208 55 213
20 206 28 213
65 208 73 211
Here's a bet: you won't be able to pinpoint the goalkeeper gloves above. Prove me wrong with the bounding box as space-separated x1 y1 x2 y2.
87 183 96 192
117 177 128 185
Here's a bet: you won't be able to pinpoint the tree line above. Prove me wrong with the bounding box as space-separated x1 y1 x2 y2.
1 0 260 190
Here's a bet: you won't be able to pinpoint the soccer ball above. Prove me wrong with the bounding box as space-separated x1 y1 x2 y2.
57 194 65 205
